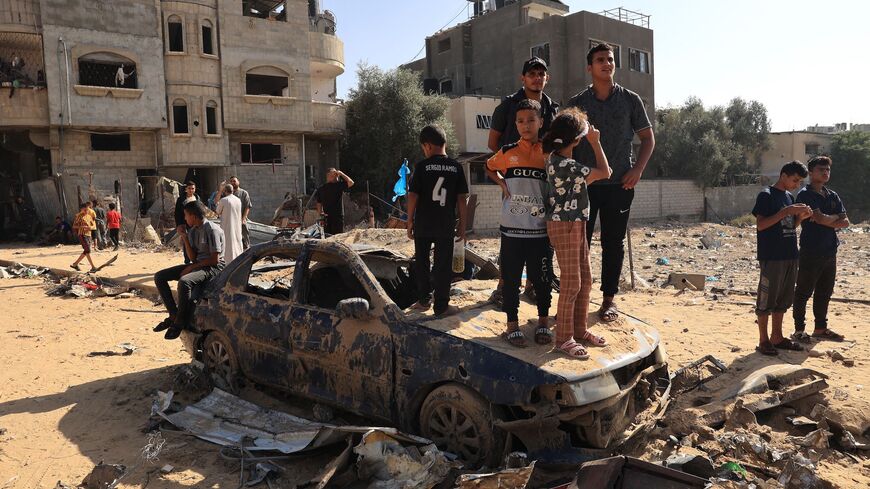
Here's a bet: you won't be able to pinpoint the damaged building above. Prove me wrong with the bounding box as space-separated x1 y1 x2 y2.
0 0 344 235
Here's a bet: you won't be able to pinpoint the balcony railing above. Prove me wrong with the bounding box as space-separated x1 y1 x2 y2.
309 30 344 72
311 101 345 134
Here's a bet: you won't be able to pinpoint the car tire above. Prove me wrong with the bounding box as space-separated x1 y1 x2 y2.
202 331 241 395
419 383 507 468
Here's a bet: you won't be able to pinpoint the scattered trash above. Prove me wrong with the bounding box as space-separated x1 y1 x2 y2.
355 430 454 488
0 267 10 279
87 343 137 357
777 453 821 489
793 428 831 449
46 275 129 299
572 456 707 488
671 354 727 394
656 257 670 265
80 462 125 489
699 235 722 250
244 462 281 487
667 273 706 291
455 462 535 488
3 263 48 278
786 416 817 427
665 453 716 479
159 465 173 474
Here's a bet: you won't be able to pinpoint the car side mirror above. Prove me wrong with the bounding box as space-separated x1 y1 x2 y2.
336 298 371 320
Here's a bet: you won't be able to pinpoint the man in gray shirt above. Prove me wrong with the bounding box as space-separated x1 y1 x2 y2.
153 201 225 340
230 176 253 249
567 42 655 323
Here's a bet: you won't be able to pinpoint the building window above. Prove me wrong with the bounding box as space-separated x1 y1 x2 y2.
588 39 621 68
243 1 286 21
530 43 550 65
476 114 492 130
241 143 282 165
77 53 138 88
206 101 218 135
629 48 650 73
805 143 820 156
172 100 189 134
168 16 184 53
245 66 290 96
201 20 215 55
439 79 453 94
90 133 131 151
437 37 451 53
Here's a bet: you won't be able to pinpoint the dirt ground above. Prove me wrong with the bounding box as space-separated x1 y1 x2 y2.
1 221 869 488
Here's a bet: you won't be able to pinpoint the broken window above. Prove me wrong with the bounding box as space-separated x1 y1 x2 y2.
805 143 820 156
206 101 218 135
90 133 131 151
241 143 282 164
172 100 189 134
303 261 370 310
530 43 550 65
476 114 492 129
439 79 452 94
201 20 214 55
245 66 289 96
629 48 650 73
246 254 296 300
242 1 287 21
437 37 451 53
77 52 138 88
168 16 184 53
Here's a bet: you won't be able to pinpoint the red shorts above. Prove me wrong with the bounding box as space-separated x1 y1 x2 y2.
78 235 92 254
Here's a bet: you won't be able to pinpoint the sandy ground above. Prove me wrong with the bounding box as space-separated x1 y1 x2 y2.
1 222 869 487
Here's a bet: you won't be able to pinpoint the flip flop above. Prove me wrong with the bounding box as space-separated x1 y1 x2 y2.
791 331 813 344
773 338 804 351
555 339 589 359
582 330 607 347
755 341 778 356
811 329 845 342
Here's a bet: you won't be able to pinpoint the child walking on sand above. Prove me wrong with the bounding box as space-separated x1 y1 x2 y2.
543 108 612 359
71 202 97 272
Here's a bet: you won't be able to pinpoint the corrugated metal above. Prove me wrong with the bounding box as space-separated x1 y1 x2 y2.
27 178 62 225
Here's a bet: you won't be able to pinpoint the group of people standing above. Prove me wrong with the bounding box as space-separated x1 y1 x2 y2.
406 43 655 358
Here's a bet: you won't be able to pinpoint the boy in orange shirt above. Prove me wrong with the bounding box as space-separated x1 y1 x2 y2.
71 202 97 271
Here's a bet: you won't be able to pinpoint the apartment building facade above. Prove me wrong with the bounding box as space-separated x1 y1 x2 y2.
0 0 345 225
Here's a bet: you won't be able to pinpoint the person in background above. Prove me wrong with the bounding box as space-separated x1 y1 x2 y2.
792 155 849 343
229 177 253 249
315 168 355 235
106 203 122 251
174 181 200 264
92 200 107 250
407 124 468 318
216 182 244 263
751 161 812 356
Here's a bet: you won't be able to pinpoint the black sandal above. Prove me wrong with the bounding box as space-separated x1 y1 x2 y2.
503 329 527 348
535 326 553 345
755 341 778 356
773 338 804 351
598 302 619 322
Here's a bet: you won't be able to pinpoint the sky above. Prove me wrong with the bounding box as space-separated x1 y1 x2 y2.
323 0 869 132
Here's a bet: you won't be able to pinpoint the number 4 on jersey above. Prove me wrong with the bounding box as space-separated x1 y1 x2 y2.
432 176 447 207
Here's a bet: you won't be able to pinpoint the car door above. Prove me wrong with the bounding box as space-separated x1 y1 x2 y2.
218 248 302 389
287 243 395 420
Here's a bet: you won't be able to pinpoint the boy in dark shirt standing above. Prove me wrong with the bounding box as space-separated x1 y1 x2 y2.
792 156 849 343
752 161 812 355
407 124 468 317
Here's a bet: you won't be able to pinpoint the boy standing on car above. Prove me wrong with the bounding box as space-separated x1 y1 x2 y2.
792 156 849 343
486 99 552 346
407 124 468 318
752 161 812 356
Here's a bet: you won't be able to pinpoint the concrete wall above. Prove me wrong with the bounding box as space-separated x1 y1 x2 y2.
40 0 168 129
1 0 41 31
0 87 49 127
470 179 705 231
449 95 500 153
227 132 302 223
704 184 761 221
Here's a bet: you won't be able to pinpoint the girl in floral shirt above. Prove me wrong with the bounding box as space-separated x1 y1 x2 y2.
543 108 612 359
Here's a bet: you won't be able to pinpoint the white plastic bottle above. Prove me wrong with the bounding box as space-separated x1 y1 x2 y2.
452 238 466 273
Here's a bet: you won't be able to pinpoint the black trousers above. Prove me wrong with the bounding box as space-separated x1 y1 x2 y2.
325 215 344 235
500 236 551 322
414 235 453 314
241 222 250 249
793 253 837 332
109 228 120 247
585 185 635 297
154 263 223 327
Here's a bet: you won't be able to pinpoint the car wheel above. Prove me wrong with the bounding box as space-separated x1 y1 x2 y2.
419 383 506 467
203 331 241 394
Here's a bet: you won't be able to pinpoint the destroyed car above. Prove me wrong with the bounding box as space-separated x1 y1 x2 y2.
181 238 670 466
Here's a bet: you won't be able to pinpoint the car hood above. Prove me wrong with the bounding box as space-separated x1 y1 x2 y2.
407 282 661 383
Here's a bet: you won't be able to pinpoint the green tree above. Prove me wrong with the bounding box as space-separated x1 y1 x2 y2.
341 64 457 204
649 97 771 186
830 130 870 217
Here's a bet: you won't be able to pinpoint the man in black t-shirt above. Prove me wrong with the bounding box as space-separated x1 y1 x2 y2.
316 168 355 235
407 124 468 317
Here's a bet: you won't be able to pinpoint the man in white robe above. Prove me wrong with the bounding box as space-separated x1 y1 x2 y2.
216 183 244 263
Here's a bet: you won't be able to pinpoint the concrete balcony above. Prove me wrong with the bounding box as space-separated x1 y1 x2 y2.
311 101 345 134
309 31 344 78
0 86 49 127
